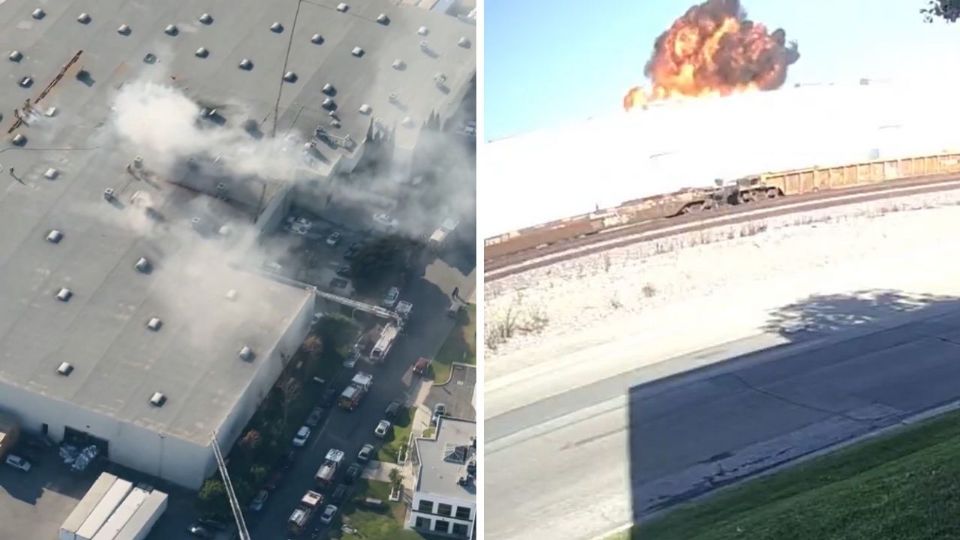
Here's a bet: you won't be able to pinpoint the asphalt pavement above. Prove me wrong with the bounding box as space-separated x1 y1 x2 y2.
486 299 960 540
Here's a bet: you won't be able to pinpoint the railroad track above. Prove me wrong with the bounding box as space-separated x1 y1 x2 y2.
485 173 960 282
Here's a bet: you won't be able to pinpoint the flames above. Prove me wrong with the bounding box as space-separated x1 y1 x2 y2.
624 0 800 110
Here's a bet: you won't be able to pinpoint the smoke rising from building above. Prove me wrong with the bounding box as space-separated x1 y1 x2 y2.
624 0 800 110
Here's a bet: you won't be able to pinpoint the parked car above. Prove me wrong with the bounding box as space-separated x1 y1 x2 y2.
321 388 338 407
187 524 214 539
344 463 362 484
372 213 398 229
413 357 431 376
432 403 447 425
357 444 374 463
4 454 31 472
374 420 392 438
336 264 351 277
343 350 360 369
249 489 269 512
293 426 312 447
326 231 342 246
344 242 363 259
384 401 401 419
305 406 325 427
320 504 339 525
331 484 348 504
381 286 400 308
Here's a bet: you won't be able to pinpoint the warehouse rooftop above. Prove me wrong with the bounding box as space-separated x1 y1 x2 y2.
0 0 473 444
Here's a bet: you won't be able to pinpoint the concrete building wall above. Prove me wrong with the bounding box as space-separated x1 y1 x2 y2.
408 491 475 537
0 292 313 490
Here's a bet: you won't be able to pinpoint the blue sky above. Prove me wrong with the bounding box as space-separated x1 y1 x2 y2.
484 1 960 141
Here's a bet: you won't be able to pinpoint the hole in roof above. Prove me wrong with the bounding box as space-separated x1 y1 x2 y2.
46 230 63 243
150 392 166 407
57 362 73 376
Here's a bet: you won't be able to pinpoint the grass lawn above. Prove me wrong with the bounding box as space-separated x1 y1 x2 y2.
433 304 476 383
378 406 414 463
627 408 960 540
337 480 426 540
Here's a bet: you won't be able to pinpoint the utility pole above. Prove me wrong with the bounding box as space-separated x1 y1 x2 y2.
211 431 251 540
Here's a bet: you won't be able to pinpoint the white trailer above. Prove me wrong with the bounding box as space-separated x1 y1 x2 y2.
92 487 148 540
112 490 168 540
75 479 133 540
60 473 118 540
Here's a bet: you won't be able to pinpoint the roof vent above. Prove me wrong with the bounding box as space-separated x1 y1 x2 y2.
336 2 349 12
417 26 428 36
311 33 324 44
283 71 297 83
77 13 91 24
56 288 72 302
239 346 255 362
351 46 364 57
376 13 389 25
391 58 405 70
434 72 447 86
32 8 45 20
419 40 430 52
117 24 131 35
270 22 283 33
149 392 166 407
143 53 156 64
44 168 59 180
358 104 372 115
44 106 57 117
322 97 335 110
47 229 63 243
164 24 178 36
195 47 209 58
226 289 238 301
147 317 162 331
19 76 33 88
238 58 253 70
11 133 26 146
57 362 74 376
401 116 414 128
330 119 341 128
458 36 471 48
135 257 151 273
198 13 213 25
322 83 335 95
8 50 22 62
388 92 400 104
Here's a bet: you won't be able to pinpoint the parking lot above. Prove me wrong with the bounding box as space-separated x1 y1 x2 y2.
425 364 477 422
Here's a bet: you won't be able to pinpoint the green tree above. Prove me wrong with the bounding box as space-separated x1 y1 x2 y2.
922 0 960 21
349 235 422 294
196 477 230 518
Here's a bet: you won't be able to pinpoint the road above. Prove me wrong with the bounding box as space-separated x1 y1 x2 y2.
248 252 470 539
486 299 960 540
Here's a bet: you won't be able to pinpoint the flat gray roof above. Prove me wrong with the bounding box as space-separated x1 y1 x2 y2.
415 417 475 499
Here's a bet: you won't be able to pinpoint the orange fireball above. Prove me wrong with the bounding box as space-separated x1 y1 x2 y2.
624 0 799 110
